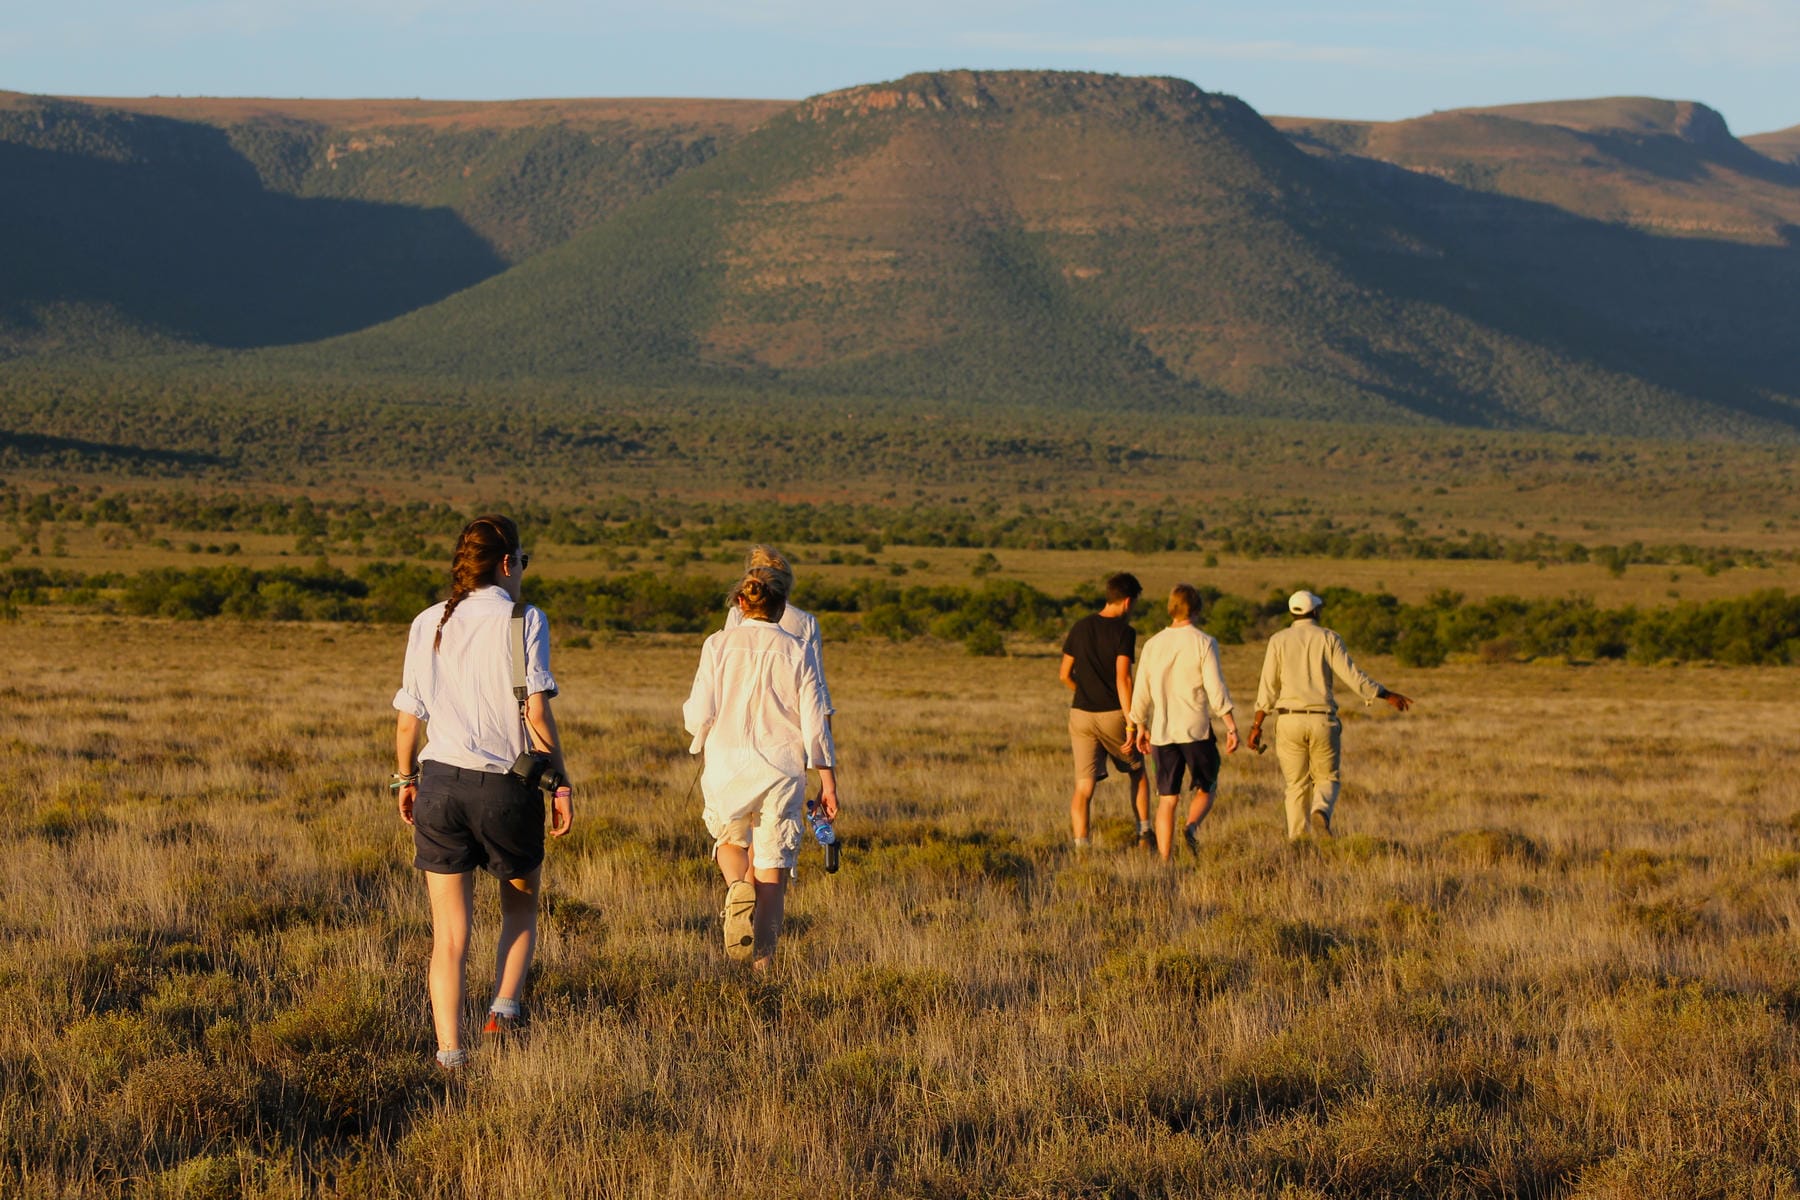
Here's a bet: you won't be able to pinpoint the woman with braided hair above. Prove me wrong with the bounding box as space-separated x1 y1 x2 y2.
392 515 574 1069
684 566 837 970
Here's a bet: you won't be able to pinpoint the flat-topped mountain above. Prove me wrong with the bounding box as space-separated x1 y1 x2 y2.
3 74 1798 439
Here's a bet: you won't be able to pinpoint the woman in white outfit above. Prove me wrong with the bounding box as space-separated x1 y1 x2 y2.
722 544 834 719
684 566 837 970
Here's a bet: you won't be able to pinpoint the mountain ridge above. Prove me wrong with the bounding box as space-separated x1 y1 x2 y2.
3 72 1797 440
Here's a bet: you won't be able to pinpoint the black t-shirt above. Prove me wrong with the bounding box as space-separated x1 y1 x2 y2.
1062 613 1136 712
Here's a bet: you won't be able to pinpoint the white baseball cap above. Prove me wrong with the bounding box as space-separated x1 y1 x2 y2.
1288 590 1323 616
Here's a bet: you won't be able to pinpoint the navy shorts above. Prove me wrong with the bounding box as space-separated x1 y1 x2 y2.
413 761 545 879
1152 739 1221 796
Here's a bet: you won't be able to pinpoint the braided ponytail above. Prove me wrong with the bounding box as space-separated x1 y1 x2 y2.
434 515 520 652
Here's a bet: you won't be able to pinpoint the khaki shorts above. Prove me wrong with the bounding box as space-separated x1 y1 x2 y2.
1069 708 1143 784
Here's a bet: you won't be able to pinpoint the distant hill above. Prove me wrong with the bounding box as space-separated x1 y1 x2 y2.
1270 96 1800 431
4 77 1799 439
1272 97 1800 244
0 90 779 351
1745 123 1800 167
52 94 789 261
311 72 1789 436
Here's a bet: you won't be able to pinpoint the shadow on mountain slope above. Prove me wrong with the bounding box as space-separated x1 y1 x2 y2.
1310 153 1800 434
0 110 504 349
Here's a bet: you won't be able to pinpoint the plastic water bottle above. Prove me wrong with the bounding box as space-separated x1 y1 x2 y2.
807 803 840 873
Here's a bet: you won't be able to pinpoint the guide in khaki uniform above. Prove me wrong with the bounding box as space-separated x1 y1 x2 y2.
1247 590 1412 839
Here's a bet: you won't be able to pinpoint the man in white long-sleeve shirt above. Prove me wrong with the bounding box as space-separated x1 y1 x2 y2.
1247 590 1412 840
1130 584 1239 859
684 566 837 969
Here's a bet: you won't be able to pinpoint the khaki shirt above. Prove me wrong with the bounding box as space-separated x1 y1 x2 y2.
1254 617 1385 716
1130 623 1234 745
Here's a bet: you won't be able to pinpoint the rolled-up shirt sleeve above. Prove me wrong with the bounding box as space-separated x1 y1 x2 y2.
393 619 430 720
524 606 558 698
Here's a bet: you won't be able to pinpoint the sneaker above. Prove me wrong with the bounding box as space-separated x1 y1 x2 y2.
1182 822 1200 856
1137 830 1156 852
1310 809 1334 838
482 1009 526 1037
721 879 756 960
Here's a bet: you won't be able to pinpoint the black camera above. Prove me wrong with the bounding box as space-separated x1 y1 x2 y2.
509 750 565 794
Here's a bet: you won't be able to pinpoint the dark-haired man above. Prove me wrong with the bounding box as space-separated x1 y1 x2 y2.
1059 572 1151 849
1247 590 1412 839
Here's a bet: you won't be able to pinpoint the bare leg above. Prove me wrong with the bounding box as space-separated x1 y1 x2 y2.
1069 778 1097 841
1130 767 1150 826
1185 788 1216 831
425 871 476 1054
716 841 752 885
493 867 540 1007
750 866 790 971
1154 794 1178 860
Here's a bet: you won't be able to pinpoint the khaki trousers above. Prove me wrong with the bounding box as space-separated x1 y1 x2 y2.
1274 713 1341 839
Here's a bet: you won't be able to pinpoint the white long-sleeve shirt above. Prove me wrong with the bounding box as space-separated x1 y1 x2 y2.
724 603 834 714
683 618 834 811
393 585 558 772
1129 622 1234 745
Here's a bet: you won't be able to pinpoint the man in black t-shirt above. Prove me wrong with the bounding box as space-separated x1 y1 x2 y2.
1059 572 1151 849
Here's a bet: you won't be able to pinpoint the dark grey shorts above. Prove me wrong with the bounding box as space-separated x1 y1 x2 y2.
413 760 545 879
1152 739 1221 796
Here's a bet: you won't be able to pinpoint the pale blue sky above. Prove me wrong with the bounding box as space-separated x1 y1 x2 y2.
4 0 1796 134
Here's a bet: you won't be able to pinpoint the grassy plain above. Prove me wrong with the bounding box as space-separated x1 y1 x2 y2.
5 613 1799 1197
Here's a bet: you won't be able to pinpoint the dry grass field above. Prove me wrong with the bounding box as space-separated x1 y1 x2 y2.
5 613 1799 1198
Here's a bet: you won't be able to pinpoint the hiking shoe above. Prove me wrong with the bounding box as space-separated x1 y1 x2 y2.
1182 822 1200 856
1310 809 1334 838
721 879 756 960
1137 830 1156 852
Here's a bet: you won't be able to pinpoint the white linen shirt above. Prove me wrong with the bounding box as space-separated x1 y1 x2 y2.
724 603 834 714
683 618 834 812
393 585 558 772
1130 623 1235 746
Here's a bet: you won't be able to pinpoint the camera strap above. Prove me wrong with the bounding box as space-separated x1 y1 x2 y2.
509 601 543 752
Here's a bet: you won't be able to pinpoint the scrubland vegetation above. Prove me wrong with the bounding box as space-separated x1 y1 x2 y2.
5 614 1799 1197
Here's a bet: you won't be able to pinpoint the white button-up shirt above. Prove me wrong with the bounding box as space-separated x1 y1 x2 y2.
1130 622 1234 745
393 585 558 772
683 618 834 811
724 603 834 714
